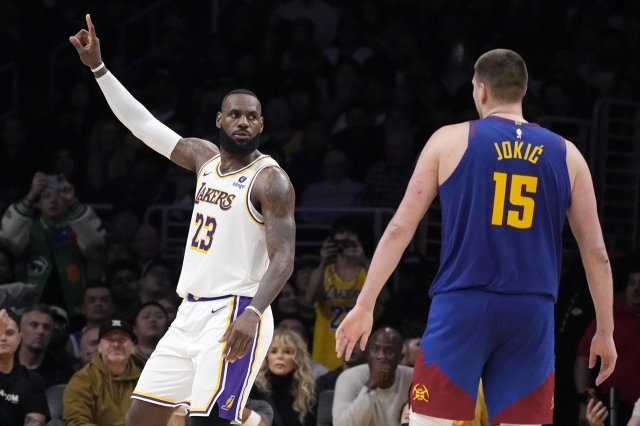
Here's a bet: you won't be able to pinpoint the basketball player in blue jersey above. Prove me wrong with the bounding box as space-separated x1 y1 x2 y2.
336 49 617 426
70 16 295 426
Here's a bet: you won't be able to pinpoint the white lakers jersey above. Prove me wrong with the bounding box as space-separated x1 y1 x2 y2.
176 154 280 298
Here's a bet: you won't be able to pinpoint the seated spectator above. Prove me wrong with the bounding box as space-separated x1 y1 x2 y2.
362 128 415 208
133 302 169 363
71 282 115 355
106 259 142 321
299 150 362 224
252 328 317 426
138 259 174 304
0 310 50 426
315 338 367 394
131 224 162 270
304 216 373 371
288 119 331 195
18 305 75 388
277 315 328 379
48 305 78 367
400 337 420 367
0 172 106 315
157 294 179 323
78 325 100 367
575 269 640 424
63 318 143 426
273 282 301 324
332 327 412 426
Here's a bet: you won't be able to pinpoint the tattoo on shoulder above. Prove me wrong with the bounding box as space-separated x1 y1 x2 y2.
24 415 45 426
263 168 295 217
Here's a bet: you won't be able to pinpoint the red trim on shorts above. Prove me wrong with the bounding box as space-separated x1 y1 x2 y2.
409 350 476 421
491 371 555 425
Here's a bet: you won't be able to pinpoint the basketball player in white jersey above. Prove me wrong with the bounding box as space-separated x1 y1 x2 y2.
70 15 295 426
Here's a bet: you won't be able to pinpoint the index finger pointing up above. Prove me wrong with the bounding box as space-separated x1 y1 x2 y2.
86 14 96 37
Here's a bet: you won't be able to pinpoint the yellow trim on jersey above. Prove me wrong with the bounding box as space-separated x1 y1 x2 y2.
237 318 264 420
215 155 271 179
132 390 191 405
197 155 221 180
244 165 277 226
190 296 237 412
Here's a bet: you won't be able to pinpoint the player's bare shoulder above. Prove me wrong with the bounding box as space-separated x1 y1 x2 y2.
170 137 220 173
252 166 295 218
422 122 471 185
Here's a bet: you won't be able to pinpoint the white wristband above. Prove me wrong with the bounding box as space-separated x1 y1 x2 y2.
91 63 105 73
242 410 261 426
245 306 262 317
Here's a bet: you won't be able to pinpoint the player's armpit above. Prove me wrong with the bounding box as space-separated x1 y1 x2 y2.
170 138 219 172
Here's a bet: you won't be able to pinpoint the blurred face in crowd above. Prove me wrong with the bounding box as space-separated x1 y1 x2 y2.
38 188 66 221
132 226 161 262
385 132 413 169
20 310 53 353
134 305 169 343
626 272 640 312
98 330 134 367
0 318 20 359
139 265 172 299
277 283 299 315
158 298 178 323
401 338 420 367
277 318 309 346
111 268 139 301
267 340 296 376
79 327 100 366
0 251 13 284
323 150 349 184
366 328 402 375
82 287 115 324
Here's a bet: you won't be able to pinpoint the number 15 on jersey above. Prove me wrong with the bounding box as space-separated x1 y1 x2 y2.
491 172 538 229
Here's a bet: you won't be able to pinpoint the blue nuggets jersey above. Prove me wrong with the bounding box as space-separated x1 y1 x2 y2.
430 116 571 301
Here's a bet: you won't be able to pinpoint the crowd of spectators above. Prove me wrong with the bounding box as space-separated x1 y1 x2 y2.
1 0 640 425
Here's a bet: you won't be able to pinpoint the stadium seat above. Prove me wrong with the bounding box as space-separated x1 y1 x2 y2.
317 390 334 426
45 384 66 426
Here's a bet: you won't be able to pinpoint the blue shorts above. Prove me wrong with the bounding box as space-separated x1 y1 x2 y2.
409 289 555 424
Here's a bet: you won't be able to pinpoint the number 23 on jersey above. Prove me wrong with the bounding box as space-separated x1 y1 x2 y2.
491 172 538 229
190 213 217 253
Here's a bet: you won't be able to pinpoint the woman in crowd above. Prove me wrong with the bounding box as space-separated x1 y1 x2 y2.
252 328 317 426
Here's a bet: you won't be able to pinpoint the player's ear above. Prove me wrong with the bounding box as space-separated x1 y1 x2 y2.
215 112 222 129
259 117 264 133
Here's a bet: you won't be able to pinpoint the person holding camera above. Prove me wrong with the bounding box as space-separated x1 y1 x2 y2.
0 172 106 316
304 216 379 371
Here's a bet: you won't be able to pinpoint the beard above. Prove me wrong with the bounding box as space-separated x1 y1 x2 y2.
219 129 261 156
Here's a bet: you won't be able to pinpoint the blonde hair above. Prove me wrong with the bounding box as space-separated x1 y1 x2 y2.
254 328 316 422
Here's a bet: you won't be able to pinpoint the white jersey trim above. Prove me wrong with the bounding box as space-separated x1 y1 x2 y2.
216 155 271 178
245 164 280 225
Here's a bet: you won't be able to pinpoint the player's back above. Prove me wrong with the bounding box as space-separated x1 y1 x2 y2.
430 116 571 300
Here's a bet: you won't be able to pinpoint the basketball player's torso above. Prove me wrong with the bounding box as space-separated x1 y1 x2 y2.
431 116 572 299
176 154 279 299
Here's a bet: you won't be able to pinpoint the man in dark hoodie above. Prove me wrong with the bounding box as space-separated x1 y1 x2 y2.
63 318 143 426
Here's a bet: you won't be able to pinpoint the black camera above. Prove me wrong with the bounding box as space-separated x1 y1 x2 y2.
331 238 356 253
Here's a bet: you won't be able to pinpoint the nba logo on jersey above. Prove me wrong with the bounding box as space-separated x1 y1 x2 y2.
516 128 522 139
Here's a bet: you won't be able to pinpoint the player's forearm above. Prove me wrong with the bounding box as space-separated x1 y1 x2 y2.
581 245 614 333
250 252 294 314
94 70 181 158
356 220 414 311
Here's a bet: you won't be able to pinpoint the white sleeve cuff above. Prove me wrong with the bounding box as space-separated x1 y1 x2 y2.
96 71 181 158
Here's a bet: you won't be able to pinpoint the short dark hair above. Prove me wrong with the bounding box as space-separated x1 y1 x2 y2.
222 89 261 113
6 310 21 331
474 49 528 103
82 281 112 298
133 302 168 326
21 304 54 322
106 259 141 285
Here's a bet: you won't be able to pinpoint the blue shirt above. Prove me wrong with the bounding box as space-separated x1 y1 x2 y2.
430 117 571 301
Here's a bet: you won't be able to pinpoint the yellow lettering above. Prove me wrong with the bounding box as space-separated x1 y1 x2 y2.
501 141 512 159
514 141 523 159
492 172 508 225
528 145 544 164
523 144 532 160
494 143 503 161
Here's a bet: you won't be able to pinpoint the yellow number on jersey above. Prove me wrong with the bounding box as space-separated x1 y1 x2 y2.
190 213 217 253
491 172 538 229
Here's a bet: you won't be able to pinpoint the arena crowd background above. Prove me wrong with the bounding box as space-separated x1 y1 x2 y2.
1 0 640 425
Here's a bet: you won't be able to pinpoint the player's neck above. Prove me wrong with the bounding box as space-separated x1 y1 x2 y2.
219 150 263 174
482 103 524 122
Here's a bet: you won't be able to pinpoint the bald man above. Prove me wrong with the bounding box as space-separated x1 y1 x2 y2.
333 327 413 426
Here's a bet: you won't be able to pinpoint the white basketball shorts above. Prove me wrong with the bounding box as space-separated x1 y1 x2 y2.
131 294 274 423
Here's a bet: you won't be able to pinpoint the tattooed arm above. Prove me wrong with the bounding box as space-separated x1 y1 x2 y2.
220 167 295 362
24 414 46 426
170 138 219 173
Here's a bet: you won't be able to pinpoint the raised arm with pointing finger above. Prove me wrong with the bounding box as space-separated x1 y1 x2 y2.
69 14 218 174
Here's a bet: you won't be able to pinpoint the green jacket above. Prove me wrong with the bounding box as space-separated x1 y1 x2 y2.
62 353 144 426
